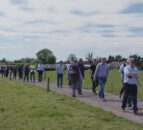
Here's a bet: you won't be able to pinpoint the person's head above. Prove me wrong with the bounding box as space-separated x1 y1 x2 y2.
73 59 78 66
79 58 83 63
128 58 135 67
101 57 106 64
60 60 63 64
92 59 96 64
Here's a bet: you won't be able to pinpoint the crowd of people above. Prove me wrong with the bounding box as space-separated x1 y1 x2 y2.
56 57 139 115
0 63 45 82
0 57 140 115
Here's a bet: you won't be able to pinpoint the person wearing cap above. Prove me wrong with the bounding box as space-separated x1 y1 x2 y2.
94 57 109 101
122 58 139 114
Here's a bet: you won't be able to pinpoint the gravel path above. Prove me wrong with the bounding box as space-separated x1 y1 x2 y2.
29 81 143 125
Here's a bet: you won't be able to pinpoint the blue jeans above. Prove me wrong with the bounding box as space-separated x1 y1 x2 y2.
71 80 78 96
57 74 63 87
77 80 83 94
98 77 107 98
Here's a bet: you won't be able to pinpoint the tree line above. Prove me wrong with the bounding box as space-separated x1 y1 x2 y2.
1 49 143 69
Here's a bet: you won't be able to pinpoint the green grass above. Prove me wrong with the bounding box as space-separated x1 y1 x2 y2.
43 70 143 99
0 78 143 130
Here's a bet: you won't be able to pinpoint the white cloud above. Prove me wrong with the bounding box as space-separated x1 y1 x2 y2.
0 0 143 61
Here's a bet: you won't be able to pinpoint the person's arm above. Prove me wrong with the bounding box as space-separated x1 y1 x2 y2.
93 64 99 81
89 65 92 75
126 70 138 78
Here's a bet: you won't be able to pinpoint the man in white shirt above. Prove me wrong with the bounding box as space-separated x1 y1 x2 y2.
122 58 139 115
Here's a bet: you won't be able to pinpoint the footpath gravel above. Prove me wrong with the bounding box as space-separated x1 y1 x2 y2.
31 81 143 125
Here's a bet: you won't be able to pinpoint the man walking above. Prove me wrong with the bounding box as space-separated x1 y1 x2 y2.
90 59 98 95
122 58 139 114
56 61 64 88
30 63 36 82
37 62 45 82
94 57 109 101
70 60 81 97
23 64 30 82
77 58 85 95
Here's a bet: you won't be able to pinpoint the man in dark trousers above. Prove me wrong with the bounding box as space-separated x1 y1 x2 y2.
56 61 64 88
37 62 45 82
13 66 18 79
77 58 85 95
18 65 23 80
90 59 98 95
70 60 81 97
122 58 139 115
23 64 30 82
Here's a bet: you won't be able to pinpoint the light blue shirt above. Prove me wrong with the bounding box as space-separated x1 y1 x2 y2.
57 64 64 74
37 64 45 71
124 65 138 85
94 63 108 80
119 64 126 79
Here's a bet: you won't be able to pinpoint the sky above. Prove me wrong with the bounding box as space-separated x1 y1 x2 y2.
0 0 143 61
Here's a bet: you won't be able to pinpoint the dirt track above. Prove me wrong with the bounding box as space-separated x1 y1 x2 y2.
32 81 143 126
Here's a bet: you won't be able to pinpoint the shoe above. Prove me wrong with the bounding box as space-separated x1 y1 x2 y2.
134 111 139 115
78 92 83 95
102 99 106 102
122 108 125 112
72 95 76 97
128 106 133 110
94 92 97 95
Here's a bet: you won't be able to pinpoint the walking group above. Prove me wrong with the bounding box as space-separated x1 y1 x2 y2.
0 57 140 115
56 58 108 100
0 63 45 82
56 57 140 115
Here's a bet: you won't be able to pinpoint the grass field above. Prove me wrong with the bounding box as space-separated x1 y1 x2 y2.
0 78 143 130
43 70 143 99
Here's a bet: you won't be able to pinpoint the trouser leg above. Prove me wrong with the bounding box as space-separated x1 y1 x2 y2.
122 84 130 109
77 80 82 94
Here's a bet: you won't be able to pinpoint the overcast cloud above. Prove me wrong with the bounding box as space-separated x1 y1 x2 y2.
0 0 143 61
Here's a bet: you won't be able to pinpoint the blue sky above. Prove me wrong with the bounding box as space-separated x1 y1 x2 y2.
0 0 143 61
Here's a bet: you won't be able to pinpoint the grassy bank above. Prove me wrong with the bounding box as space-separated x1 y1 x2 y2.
0 78 142 130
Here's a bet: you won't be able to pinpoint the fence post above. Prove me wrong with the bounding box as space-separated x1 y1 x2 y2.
47 77 50 91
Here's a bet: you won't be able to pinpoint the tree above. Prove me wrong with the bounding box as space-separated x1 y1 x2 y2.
1 58 6 63
108 55 114 63
129 54 142 68
67 54 77 62
36 48 56 64
14 57 36 64
86 52 93 64
114 55 122 61
47 55 56 64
